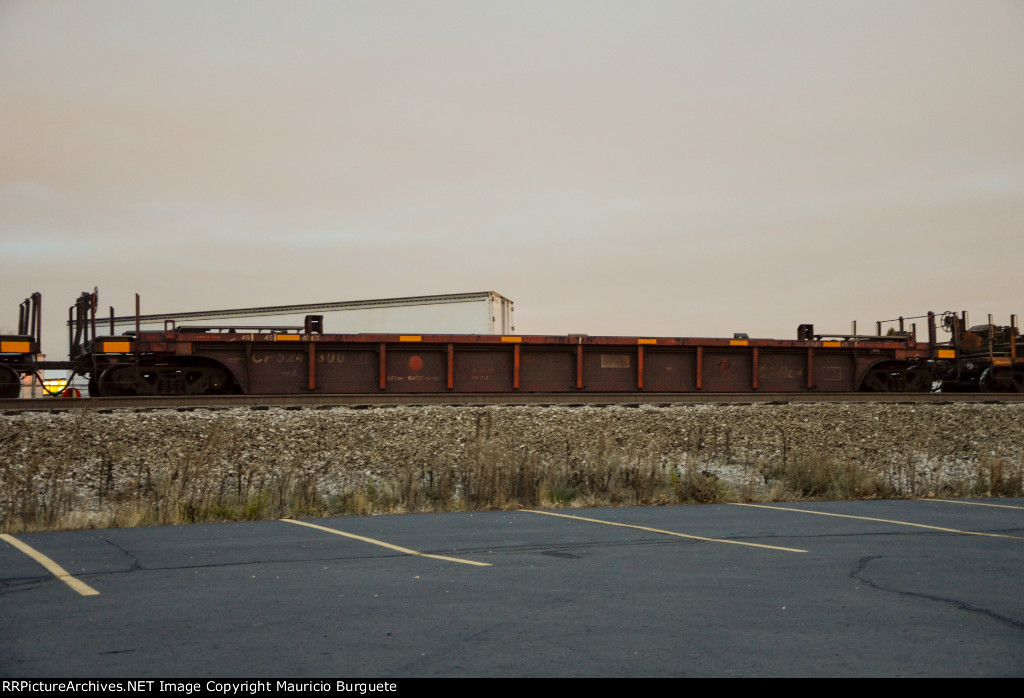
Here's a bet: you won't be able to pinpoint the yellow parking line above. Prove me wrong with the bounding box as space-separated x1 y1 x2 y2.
926 499 1024 511
280 519 491 566
732 503 1024 540
0 534 100 596
522 510 807 553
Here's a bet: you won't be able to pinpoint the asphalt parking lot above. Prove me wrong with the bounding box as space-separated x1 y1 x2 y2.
2 498 1022 677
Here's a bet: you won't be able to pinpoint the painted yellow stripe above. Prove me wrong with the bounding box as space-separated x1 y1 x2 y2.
523 510 806 553
102 341 132 353
937 349 956 359
637 338 657 345
500 336 522 343
275 334 301 341
823 341 841 348
1 341 31 353
927 499 1024 511
732 503 1024 540
0 534 100 596
280 519 491 566
729 339 748 346
399 335 422 342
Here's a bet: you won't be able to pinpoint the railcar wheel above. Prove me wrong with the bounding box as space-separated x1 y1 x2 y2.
904 366 933 392
97 362 233 397
861 362 931 392
0 365 21 398
856 364 897 390
979 368 1024 393
179 365 232 395
97 365 158 397
861 367 894 392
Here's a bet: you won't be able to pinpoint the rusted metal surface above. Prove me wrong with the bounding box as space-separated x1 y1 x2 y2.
77 326 947 397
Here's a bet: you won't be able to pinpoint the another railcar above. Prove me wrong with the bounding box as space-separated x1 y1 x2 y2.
0 293 42 398
936 312 1024 392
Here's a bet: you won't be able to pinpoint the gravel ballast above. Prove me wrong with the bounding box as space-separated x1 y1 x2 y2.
1 403 1021 526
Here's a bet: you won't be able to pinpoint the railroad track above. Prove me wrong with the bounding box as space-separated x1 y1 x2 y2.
3 392 1023 412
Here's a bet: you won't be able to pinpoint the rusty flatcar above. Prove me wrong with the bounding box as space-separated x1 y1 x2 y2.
5 291 1022 397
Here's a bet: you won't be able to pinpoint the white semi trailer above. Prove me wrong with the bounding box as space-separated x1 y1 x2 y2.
105 291 515 335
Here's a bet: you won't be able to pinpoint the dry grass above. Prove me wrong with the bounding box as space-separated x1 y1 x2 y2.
2 424 1021 533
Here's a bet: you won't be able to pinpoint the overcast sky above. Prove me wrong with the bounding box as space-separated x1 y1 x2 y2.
2 1 1022 355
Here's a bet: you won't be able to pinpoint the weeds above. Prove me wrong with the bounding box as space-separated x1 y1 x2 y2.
2 411 1021 533
761 455 893 501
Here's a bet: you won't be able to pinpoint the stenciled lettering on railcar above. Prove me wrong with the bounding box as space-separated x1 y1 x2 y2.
250 352 304 364
471 367 496 381
315 352 370 365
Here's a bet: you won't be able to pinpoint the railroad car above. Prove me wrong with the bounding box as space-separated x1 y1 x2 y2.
5 291 1023 397
936 313 1024 392
0 293 42 398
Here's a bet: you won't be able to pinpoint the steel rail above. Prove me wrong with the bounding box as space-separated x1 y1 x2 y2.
2 392 1023 412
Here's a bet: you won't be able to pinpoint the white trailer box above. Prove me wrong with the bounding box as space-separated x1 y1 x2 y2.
108 292 515 336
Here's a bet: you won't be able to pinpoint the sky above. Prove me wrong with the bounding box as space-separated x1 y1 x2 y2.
2 1 1022 357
